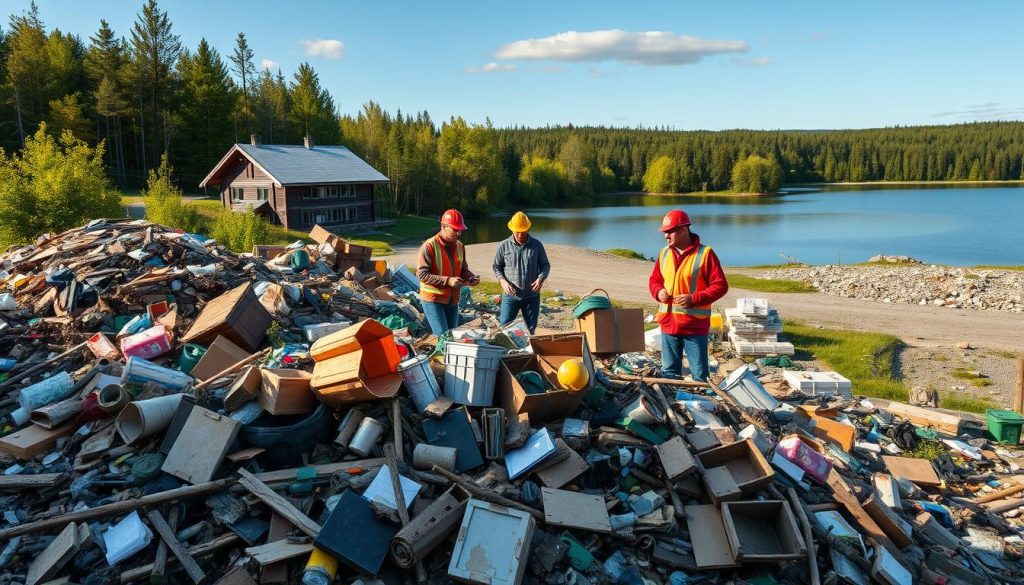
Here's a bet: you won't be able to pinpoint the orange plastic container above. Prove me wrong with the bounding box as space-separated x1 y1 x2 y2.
310 320 402 406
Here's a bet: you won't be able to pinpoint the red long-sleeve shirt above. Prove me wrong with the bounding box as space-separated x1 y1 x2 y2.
648 233 729 335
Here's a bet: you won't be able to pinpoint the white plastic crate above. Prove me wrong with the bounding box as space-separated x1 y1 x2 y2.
443 342 506 406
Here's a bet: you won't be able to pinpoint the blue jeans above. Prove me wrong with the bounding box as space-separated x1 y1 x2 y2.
661 333 709 382
498 294 541 333
422 301 461 336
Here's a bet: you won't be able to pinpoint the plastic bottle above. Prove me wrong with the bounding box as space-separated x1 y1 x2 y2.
301 548 338 585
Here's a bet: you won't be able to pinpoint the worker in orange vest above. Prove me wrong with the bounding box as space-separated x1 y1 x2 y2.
417 209 480 335
648 210 729 381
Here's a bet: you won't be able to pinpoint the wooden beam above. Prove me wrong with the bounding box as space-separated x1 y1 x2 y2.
236 469 320 538
971 476 1024 504
119 533 241 583
1015 358 1024 414
0 473 66 490
146 509 205 585
610 374 710 388
150 506 178 583
881 401 962 435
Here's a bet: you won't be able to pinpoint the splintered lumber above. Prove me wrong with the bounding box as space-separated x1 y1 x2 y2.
882 401 963 435
973 476 1024 504
150 506 179 582
246 540 314 565
146 509 205 584
119 533 242 583
611 374 710 388
0 478 234 540
236 469 320 538
0 473 67 490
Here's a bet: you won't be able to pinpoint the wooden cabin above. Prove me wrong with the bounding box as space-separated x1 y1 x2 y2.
199 136 389 230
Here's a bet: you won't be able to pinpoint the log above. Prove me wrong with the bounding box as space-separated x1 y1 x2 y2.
0 473 66 490
972 476 1024 504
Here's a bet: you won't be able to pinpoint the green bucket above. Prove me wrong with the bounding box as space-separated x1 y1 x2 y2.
179 343 207 375
986 409 1024 444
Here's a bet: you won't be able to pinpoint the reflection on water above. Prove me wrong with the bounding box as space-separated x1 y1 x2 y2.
461 186 1024 266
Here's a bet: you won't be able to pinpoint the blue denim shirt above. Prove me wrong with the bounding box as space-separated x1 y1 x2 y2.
492 235 551 299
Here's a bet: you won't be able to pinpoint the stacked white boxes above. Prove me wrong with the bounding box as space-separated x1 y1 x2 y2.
725 298 795 356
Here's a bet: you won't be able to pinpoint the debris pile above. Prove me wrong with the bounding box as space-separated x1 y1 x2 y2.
0 219 1021 585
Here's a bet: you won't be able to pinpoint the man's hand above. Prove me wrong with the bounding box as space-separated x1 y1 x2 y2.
530 277 544 293
656 289 671 303
447 276 465 288
500 279 516 295
678 294 694 308
468 274 480 286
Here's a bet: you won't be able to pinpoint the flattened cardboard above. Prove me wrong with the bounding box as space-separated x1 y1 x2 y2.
310 320 402 406
315 490 398 576
721 501 806 562
657 436 697 481
497 333 593 423
882 455 942 487
797 406 855 452
684 505 739 569
574 308 645 354
162 407 241 484
541 488 611 533
191 335 251 382
182 283 270 352
0 423 75 460
697 439 774 494
534 439 589 488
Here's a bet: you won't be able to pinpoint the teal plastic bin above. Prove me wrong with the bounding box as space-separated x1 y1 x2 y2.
986 409 1024 444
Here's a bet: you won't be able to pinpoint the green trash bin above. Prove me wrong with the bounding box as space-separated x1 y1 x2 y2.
986 409 1024 444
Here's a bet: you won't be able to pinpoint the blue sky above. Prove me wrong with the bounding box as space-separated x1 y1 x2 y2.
30 0 1024 130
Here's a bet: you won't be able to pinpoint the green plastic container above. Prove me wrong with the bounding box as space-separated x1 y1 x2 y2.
178 343 207 375
986 409 1024 444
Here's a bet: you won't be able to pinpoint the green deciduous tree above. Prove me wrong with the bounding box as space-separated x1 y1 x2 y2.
211 207 270 252
0 124 121 249
643 155 680 193
518 155 567 205
731 154 783 194
142 153 202 232
437 117 508 213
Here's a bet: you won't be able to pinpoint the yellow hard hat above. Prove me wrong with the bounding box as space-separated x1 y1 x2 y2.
507 211 532 233
557 358 590 391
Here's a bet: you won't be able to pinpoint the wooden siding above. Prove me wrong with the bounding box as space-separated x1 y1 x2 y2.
219 155 284 224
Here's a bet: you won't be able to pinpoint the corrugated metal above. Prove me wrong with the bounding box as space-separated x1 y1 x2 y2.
237 144 389 186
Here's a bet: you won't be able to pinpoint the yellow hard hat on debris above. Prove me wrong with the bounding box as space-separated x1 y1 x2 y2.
557 358 589 391
507 211 532 233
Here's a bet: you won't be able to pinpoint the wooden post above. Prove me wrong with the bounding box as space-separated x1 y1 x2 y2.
1014 358 1024 414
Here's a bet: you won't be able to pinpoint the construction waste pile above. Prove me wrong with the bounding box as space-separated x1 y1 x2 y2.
0 218 1022 585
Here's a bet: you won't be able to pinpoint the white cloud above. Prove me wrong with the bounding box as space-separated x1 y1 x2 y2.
587 68 610 78
260 59 278 71
931 102 1024 120
496 29 747 66
464 62 516 74
731 56 773 67
299 39 345 59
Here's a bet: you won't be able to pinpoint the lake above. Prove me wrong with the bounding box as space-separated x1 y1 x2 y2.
461 185 1024 266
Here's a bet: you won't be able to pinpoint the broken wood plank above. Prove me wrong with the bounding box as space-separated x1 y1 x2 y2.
236 469 320 538
150 506 179 583
245 540 314 565
146 509 205 584
0 423 76 460
684 505 739 569
0 473 66 490
882 401 962 435
259 514 292 585
25 522 80 585
882 455 942 487
119 533 242 583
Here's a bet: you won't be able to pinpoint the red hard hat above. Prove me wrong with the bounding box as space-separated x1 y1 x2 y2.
441 209 468 231
659 209 691 232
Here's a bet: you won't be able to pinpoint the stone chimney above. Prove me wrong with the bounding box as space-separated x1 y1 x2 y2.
303 135 314 149
250 133 260 146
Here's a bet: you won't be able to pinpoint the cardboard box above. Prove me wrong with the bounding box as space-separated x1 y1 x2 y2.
338 259 363 274
697 439 774 495
309 224 342 249
259 369 316 415
190 335 250 381
252 245 288 260
574 308 644 354
345 241 374 259
182 283 270 352
497 332 594 423
310 320 402 406
721 500 806 562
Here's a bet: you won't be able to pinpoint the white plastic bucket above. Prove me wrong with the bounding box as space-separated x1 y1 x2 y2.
443 342 506 406
398 355 441 412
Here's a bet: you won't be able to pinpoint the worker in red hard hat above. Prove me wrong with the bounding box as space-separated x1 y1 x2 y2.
649 209 728 382
417 209 480 335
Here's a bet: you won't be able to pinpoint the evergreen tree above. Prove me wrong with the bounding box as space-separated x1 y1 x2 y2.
129 0 181 169
229 32 254 138
288 62 338 144
175 39 236 186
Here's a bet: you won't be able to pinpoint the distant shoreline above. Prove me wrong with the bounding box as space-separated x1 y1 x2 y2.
803 179 1024 187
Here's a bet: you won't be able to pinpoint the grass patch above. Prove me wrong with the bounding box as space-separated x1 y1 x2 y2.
939 394 997 414
729 274 816 293
905 439 945 460
973 265 1024 271
783 321 907 401
931 354 949 362
473 280 578 305
731 263 808 269
988 350 1020 360
605 248 649 261
950 368 993 387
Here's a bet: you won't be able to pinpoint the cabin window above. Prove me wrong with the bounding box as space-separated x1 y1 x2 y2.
231 187 244 201
341 185 357 198
302 206 357 226
256 187 269 201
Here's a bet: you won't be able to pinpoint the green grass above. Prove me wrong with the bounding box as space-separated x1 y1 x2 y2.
731 263 808 269
988 350 1020 360
973 265 1024 271
473 280 578 305
939 394 997 414
605 248 649 261
950 368 993 387
783 321 908 401
729 274 816 293
931 354 949 362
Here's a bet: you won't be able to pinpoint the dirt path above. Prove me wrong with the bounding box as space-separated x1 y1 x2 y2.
391 242 1024 353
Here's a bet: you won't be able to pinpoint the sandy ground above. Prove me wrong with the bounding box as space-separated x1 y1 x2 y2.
393 241 1024 407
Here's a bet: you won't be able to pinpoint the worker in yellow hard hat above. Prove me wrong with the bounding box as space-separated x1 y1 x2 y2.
492 211 550 333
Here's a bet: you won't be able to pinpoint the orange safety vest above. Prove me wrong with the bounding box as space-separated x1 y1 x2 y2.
419 236 465 301
656 244 713 323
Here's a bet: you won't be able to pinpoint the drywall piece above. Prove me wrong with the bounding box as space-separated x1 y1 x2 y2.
862 493 913 549
656 436 697 481
882 455 942 487
684 505 739 569
813 511 866 554
541 488 611 533
25 522 82 585
720 501 806 562
782 370 852 399
315 490 398 576
422 407 484 474
505 428 556 480
362 464 421 512
703 467 742 505
533 439 589 488
448 499 535 585
873 473 903 509
871 543 912 585
162 407 241 484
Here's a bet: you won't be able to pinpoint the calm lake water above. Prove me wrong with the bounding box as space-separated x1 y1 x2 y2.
461 185 1024 266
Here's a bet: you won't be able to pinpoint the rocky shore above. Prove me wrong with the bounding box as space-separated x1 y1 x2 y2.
758 264 1024 312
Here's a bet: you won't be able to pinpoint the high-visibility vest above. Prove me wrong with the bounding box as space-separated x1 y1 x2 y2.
419 236 465 299
655 244 713 323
